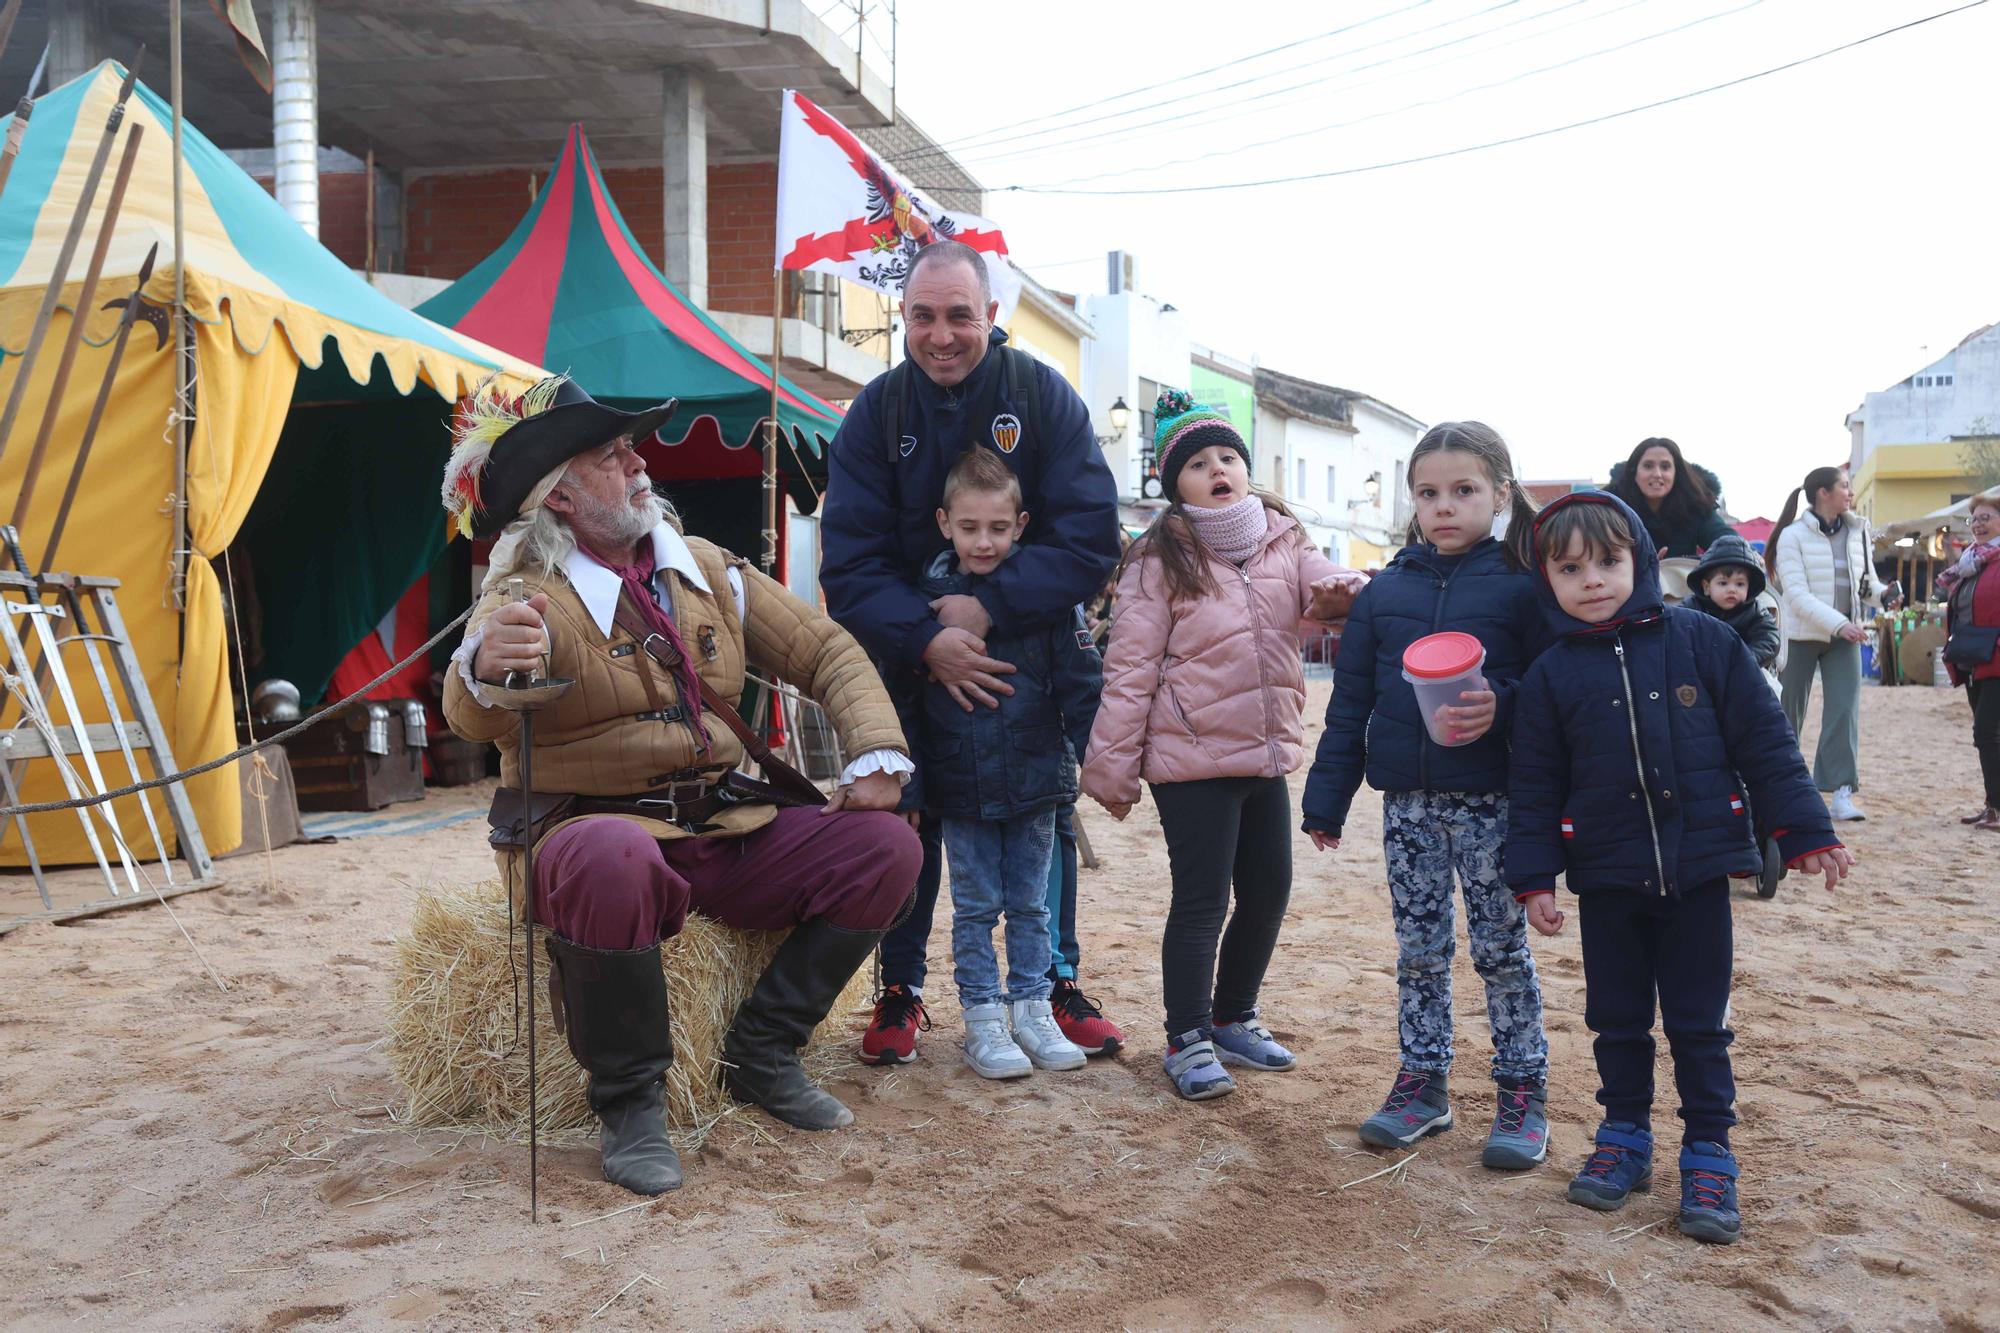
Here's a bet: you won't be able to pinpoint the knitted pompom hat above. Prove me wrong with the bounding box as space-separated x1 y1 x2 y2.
1153 387 1248 500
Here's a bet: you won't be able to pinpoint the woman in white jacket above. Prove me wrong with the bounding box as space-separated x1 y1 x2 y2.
1766 466 1894 821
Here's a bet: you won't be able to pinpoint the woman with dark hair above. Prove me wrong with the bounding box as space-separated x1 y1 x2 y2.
1768 466 1893 823
1608 437 1733 558
1940 492 2000 831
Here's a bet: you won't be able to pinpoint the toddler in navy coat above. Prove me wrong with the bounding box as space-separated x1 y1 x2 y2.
1507 492 1854 1245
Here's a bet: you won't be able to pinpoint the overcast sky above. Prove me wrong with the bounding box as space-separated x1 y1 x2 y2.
887 0 1997 518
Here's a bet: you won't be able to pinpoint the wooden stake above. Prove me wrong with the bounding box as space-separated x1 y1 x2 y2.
765 268 782 574
11 120 145 531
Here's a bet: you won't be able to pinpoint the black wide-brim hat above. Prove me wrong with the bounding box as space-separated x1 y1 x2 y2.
469 379 678 539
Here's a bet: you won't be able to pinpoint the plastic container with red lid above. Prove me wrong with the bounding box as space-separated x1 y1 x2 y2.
1402 631 1489 747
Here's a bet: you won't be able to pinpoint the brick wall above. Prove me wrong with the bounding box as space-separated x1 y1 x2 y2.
397 160 775 304
706 161 778 315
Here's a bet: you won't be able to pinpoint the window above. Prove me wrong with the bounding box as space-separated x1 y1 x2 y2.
1327 465 1337 503
1944 375 1954 385
1297 459 1307 498
1137 377 1160 459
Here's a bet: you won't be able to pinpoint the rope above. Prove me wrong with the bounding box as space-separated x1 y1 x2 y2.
0 602 475 818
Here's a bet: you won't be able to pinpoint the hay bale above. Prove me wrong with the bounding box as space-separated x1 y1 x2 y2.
387 882 872 1142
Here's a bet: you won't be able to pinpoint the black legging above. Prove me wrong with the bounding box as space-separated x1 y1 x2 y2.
1971 679 2000 812
1150 775 1293 1038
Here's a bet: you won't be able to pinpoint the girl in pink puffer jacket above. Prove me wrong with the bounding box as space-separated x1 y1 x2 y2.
1082 390 1364 1102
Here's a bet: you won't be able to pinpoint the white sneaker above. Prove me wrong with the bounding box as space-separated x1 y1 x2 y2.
1008 997 1087 1071
1829 786 1866 822
962 1004 1032 1079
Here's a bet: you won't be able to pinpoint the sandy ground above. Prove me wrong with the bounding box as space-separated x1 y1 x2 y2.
2 678 1996 1332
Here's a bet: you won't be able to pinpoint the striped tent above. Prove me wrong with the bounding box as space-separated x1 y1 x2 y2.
0 62 541 865
416 124 842 538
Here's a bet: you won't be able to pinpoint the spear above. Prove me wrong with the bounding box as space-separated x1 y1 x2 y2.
11 120 145 534
0 50 143 471
39 244 164 575
0 97 32 206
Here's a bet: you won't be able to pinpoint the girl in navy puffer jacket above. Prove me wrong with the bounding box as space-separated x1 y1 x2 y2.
1508 491 1854 1246
1301 423 1552 1171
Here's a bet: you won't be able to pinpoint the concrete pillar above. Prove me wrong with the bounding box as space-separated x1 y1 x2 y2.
271 0 320 238
47 1 108 91
661 68 707 305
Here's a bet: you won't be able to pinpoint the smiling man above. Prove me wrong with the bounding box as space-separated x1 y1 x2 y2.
820 241 1123 1066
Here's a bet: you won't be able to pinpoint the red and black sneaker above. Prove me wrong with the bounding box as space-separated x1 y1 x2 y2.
1049 979 1124 1056
859 984 930 1065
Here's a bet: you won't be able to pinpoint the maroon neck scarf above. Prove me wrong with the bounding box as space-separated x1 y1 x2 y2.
579 540 710 752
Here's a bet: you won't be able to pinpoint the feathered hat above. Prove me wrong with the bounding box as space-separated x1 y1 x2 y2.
441 374 678 540
1153 387 1248 501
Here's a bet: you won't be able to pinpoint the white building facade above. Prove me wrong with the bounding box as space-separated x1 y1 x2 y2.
1254 367 1424 568
1080 254 1193 503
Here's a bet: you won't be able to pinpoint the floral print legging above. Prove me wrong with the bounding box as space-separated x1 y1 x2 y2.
1381 791 1549 1085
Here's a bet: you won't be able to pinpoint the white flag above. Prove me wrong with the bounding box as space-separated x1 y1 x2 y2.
776 89 1021 322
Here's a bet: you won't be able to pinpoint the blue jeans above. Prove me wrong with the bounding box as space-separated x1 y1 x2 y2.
881 807 1081 991
944 811 1057 1008
1045 805 1079 982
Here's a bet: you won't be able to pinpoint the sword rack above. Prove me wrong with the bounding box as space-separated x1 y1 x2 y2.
0 565 217 933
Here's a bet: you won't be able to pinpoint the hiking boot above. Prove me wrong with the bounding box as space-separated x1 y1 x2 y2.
962 1004 1032 1080
1829 786 1866 821
1481 1078 1550 1170
1049 979 1124 1056
1358 1069 1451 1148
1566 1121 1654 1211
1210 1008 1296 1071
1163 1029 1236 1101
859 984 929 1066
1009 997 1087 1071
1677 1141 1742 1245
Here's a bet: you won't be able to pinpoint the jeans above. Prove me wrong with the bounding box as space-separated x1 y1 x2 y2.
1381 791 1549 1084
943 811 1057 1008
1578 879 1736 1147
1780 636 1861 791
1152 775 1292 1038
881 807 1083 992
1044 805 1080 982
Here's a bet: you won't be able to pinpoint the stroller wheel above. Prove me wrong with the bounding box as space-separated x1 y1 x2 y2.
1757 836 1783 899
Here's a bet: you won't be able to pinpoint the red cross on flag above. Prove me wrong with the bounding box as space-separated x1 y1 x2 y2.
776 90 1021 322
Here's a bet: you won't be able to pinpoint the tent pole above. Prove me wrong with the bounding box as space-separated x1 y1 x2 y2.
170 0 189 613
764 268 781 574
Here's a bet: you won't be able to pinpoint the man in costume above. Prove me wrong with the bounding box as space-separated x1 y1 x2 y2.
441 376 920 1197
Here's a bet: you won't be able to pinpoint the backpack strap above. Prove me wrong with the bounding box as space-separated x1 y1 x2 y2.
1003 345 1043 454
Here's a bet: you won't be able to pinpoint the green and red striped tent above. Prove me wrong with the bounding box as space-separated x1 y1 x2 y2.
416 125 842 506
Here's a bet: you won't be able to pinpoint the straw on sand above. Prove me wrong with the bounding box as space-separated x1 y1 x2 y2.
386 882 872 1147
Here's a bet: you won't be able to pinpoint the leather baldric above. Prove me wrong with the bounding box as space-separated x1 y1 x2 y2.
610 588 827 809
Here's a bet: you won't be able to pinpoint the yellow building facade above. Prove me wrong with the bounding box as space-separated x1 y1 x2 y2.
1003 272 1092 392
1851 441 1984 527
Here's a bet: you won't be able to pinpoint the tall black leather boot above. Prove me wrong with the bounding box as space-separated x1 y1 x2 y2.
721 918 882 1131
544 935 682 1195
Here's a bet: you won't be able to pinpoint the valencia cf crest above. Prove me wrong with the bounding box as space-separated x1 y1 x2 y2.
991 413 1022 453
1676 685 1697 707
899 434 918 459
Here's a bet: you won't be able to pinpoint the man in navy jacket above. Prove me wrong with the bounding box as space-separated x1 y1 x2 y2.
820 241 1121 1064
1506 490 1852 1246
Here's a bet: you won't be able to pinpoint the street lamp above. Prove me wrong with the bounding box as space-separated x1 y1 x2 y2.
1348 470 1382 509
1098 396 1131 448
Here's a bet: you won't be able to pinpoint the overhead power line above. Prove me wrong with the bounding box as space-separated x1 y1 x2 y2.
1043 0 1760 189
959 0 1985 197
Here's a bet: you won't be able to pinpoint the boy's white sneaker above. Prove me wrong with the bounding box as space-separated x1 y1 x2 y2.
1009 998 1087 1071
1829 786 1866 821
962 1004 1032 1080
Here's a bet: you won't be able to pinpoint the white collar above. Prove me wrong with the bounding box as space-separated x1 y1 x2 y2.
563 523 712 638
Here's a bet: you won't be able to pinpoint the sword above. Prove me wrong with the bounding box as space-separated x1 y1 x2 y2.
491 577 573 1223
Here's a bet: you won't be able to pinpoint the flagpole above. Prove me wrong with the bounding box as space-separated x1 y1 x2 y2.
764 267 781 575
170 0 188 613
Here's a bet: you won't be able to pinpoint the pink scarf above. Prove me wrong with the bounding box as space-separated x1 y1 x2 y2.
579 541 711 753
1183 494 1269 565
